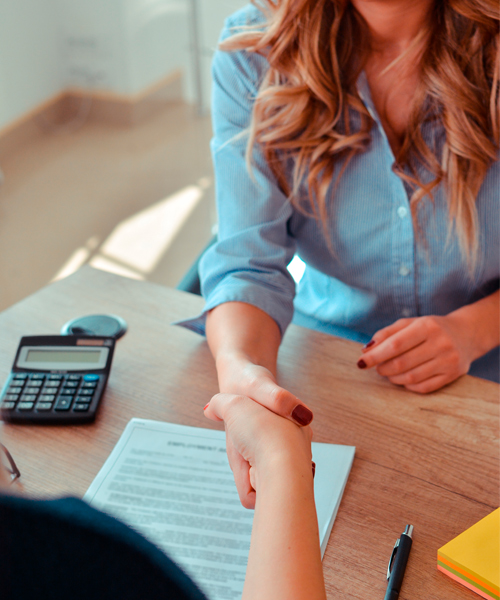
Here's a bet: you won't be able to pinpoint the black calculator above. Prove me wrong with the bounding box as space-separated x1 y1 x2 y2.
0 335 115 424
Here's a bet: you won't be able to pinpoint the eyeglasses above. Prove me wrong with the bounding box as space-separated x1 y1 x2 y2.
0 443 21 484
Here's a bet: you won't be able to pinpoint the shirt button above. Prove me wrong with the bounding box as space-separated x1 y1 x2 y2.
402 308 412 317
397 206 408 219
399 264 411 276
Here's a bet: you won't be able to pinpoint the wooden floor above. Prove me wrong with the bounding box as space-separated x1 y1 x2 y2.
0 101 214 313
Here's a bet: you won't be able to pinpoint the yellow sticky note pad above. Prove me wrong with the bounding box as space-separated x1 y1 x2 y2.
438 508 500 600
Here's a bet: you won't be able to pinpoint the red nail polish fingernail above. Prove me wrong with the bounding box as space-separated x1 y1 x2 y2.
312 461 316 478
363 340 375 349
203 403 210 411
291 405 313 426
357 359 367 369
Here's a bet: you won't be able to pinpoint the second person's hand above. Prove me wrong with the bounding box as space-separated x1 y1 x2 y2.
204 392 313 508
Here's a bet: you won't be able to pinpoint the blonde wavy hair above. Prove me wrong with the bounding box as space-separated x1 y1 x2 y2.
221 0 499 267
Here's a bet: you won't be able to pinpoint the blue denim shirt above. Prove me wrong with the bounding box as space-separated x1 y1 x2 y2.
180 5 500 383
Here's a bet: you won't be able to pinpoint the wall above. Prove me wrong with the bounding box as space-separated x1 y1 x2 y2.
125 0 191 96
0 0 248 132
54 0 130 92
0 0 62 130
55 0 191 96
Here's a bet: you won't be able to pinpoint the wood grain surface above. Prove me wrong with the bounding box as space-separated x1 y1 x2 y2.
0 266 498 600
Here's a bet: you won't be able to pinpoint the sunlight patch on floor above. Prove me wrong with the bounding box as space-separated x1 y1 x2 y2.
52 182 207 283
97 185 203 273
52 236 100 281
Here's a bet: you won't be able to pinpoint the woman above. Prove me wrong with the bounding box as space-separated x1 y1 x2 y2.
0 395 325 600
179 0 499 506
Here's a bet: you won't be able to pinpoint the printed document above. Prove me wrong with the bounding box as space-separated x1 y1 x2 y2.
85 419 355 600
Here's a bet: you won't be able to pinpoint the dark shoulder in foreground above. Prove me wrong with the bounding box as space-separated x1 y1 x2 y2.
0 493 208 600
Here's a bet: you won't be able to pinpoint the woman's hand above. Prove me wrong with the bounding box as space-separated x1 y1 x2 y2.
357 292 500 393
204 393 313 508
217 355 313 426
357 315 471 392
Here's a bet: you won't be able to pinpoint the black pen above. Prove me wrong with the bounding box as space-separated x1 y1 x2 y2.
384 524 413 600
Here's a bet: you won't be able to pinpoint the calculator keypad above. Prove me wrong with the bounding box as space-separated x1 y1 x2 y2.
0 373 99 414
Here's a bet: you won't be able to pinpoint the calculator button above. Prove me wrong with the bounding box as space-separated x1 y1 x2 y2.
8 387 23 394
60 388 76 395
67 375 81 381
3 394 19 401
30 374 45 380
9 380 25 388
39 394 56 402
18 401 34 410
82 382 97 389
20 394 37 402
1 401 16 410
73 403 90 412
13 373 28 380
75 394 90 403
55 397 73 411
83 374 99 382
48 374 63 380
24 386 41 394
27 380 43 387
78 389 94 396
59 395 75 403
44 381 60 388
63 381 79 388
36 402 53 411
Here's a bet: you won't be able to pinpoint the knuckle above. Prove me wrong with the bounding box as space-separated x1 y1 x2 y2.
391 358 405 372
438 338 452 353
449 350 461 366
404 371 418 385
424 316 440 333
387 339 401 354
228 394 248 407
269 386 291 412
244 374 261 394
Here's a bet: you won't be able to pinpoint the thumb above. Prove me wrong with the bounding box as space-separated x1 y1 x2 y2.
246 374 313 426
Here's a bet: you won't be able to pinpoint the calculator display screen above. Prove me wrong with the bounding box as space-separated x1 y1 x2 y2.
25 350 101 363
16 346 109 371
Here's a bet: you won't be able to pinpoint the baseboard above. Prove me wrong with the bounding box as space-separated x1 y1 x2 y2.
0 70 183 159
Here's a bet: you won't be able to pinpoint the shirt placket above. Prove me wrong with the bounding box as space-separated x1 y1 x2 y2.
357 73 418 320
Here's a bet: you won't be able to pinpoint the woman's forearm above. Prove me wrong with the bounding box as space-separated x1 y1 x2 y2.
206 302 282 381
243 455 326 600
206 301 313 425
206 303 314 508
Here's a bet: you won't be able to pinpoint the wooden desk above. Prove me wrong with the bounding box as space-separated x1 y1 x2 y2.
0 266 498 599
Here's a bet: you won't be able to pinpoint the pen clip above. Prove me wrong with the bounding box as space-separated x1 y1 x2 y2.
387 538 400 580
